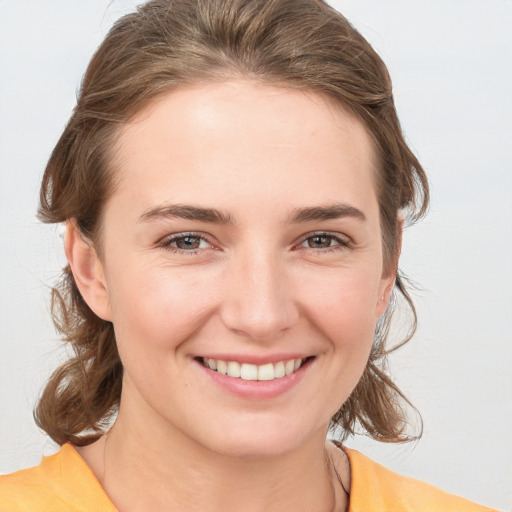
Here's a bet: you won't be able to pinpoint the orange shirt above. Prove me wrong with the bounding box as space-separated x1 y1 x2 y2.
0 443 498 511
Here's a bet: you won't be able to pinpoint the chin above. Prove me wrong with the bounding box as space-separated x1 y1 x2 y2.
208 436 300 460
189 416 327 460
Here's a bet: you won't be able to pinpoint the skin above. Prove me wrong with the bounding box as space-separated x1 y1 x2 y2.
68 80 395 512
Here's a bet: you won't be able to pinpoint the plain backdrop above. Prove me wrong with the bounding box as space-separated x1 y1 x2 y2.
0 1 511 510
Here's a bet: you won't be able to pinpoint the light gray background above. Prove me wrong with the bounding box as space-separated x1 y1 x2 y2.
0 1 510 510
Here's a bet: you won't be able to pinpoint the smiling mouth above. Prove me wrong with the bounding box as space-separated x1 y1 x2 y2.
199 357 313 381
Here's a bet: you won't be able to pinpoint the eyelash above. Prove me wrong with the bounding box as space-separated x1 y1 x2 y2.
159 231 351 255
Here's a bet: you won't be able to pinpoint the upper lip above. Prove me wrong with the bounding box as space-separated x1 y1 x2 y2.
195 353 313 365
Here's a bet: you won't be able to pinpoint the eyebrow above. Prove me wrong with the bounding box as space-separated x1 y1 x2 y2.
138 202 366 225
139 204 235 224
288 203 366 223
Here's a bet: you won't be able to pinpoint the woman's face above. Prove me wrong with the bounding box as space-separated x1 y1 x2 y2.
86 81 393 457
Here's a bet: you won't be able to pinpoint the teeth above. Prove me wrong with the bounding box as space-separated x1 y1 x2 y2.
241 363 258 380
202 357 307 381
257 363 274 381
274 361 285 378
285 359 295 376
227 361 241 378
217 360 228 375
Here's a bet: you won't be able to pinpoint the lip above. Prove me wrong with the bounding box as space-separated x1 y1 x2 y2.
194 356 314 400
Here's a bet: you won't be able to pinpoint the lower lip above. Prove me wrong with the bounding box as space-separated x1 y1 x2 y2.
196 358 313 400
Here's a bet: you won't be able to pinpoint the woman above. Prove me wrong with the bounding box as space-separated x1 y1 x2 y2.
0 1 498 510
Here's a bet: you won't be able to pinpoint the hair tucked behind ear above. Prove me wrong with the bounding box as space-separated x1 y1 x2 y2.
35 0 428 446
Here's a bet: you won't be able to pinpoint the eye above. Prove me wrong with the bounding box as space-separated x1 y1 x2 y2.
298 232 350 251
161 233 211 253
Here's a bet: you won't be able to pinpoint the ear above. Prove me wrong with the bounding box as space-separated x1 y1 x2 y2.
375 215 404 318
64 220 112 321
375 274 396 318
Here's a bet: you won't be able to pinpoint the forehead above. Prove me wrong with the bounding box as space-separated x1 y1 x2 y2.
108 80 378 221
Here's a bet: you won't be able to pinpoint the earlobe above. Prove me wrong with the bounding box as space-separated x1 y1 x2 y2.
64 221 112 321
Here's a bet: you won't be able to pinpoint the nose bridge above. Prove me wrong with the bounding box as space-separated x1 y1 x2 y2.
220 245 298 341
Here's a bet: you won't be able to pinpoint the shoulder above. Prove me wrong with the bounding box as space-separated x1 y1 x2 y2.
0 444 116 512
344 447 499 512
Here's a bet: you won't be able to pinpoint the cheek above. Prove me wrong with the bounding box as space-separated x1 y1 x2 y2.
106 263 220 356
300 265 381 332
298 266 380 378
291 273 379 421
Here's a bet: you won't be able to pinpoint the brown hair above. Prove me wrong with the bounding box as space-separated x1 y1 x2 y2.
35 0 429 446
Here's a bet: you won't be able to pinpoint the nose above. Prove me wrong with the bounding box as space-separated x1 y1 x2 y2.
219 249 300 342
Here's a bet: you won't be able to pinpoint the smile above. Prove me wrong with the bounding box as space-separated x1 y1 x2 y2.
201 357 307 381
